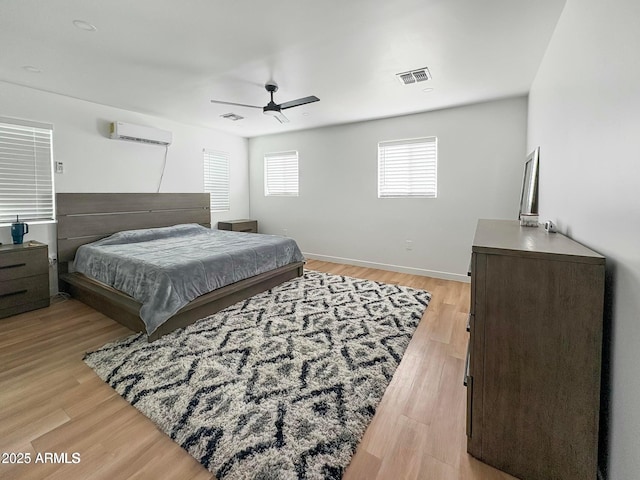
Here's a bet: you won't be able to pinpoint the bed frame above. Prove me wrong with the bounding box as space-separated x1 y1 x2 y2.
56 193 304 341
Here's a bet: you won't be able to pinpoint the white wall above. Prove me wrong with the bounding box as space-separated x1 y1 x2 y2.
527 0 640 478
249 96 528 281
0 81 249 293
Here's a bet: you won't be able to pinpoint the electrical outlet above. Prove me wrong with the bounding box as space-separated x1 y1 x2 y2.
283 228 288 237
55 161 64 174
405 240 413 251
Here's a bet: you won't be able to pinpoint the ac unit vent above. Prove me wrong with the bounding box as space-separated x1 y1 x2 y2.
220 113 245 121
396 67 432 85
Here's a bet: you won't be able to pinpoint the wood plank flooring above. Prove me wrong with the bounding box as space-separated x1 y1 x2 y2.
0 260 516 480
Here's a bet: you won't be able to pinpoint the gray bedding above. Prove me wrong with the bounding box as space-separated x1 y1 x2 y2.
73 224 305 336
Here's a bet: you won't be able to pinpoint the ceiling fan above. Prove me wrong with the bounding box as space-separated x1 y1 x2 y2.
210 82 319 123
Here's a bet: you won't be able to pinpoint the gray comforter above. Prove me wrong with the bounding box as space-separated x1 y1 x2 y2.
73 224 305 336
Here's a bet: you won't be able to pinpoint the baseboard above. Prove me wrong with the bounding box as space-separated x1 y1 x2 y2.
303 252 469 283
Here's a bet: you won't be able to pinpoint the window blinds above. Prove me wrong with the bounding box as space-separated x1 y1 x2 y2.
264 151 299 196
0 118 54 224
203 149 230 212
378 136 437 198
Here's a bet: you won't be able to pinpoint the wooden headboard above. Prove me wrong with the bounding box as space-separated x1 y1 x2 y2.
56 193 210 272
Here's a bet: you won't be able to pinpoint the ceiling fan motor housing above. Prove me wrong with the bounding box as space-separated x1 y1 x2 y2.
262 82 280 115
263 103 280 115
264 82 280 114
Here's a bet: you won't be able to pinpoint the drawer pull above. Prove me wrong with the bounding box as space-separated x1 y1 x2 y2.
0 289 28 299
0 263 26 270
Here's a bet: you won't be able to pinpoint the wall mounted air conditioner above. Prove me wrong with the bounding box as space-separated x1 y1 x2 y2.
110 121 172 146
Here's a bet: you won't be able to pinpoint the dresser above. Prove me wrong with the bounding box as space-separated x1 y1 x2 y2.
0 241 50 319
217 219 258 233
466 219 605 480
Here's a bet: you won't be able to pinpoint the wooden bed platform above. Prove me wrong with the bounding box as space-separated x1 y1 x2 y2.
56 193 304 341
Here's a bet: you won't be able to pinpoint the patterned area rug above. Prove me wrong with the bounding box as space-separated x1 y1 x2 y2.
84 271 431 479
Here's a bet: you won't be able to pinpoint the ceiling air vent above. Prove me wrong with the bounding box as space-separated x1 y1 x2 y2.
396 67 432 85
220 113 244 121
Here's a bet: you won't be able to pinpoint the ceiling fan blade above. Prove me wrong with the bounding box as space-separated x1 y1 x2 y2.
274 111 290 124
210 99 262 109
279 96 320 110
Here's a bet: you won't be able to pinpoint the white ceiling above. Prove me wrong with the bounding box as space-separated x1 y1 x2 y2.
0 0 565 138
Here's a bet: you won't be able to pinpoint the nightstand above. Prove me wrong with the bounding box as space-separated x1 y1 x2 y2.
0 241 50 319
217 219 258 233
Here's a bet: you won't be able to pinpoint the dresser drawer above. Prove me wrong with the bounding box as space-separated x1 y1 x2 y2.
0 274 50 318
0 248 48 282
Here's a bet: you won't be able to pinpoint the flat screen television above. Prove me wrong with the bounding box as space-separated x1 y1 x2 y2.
519 147 540 219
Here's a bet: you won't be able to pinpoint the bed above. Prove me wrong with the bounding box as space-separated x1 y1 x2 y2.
56 193 305 341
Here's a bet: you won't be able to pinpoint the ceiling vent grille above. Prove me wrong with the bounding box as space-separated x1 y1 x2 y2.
220 113 244 121
396 67 432 85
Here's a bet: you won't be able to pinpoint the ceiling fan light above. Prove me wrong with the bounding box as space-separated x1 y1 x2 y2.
263 108 279 116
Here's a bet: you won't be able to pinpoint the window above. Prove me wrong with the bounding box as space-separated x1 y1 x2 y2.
264 150 299 196
378 136 437 198
203 149 230 212
0 117 55 225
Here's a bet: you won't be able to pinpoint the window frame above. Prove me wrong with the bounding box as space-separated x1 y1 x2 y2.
377 136 438 199
203 149 230 212
0 116 56 226
264 150 299 197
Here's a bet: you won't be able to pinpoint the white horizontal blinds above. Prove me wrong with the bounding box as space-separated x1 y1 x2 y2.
203 149 230 212
0 119 54 224
264 151 299 196
378 136 437 198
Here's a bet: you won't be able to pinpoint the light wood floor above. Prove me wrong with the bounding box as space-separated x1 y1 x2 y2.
0 260 516 480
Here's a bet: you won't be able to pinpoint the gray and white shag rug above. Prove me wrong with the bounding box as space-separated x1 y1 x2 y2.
84 270 431 480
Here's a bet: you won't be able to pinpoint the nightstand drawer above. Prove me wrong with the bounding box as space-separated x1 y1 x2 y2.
218 219 258 233
0 248 48 282
0 274 50 318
